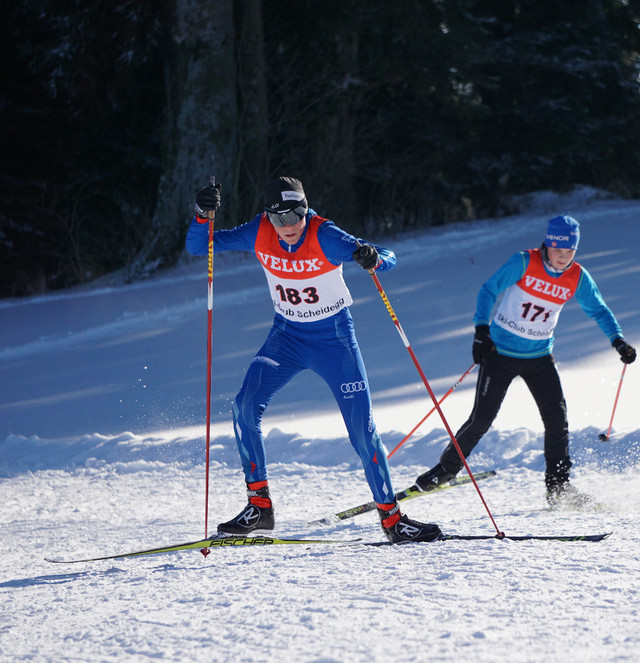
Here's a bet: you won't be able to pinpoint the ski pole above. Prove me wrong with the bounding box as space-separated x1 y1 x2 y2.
387 363 477 459
599 363 627 441
202 176 217 557
365 264 504 537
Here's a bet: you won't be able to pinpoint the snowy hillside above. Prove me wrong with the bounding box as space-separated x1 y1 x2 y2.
1 189 639 663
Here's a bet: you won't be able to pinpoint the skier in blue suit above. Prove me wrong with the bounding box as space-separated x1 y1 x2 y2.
186 176 441 543
415 215 635 507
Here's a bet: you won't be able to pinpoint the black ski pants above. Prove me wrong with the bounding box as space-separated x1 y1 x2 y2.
440 352 571 479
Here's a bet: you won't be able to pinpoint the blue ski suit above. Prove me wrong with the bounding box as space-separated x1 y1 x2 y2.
186 210 397 504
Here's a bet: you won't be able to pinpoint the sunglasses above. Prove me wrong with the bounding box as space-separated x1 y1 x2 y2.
266 203 308 227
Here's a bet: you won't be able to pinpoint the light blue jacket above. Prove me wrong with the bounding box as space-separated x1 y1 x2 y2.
474 251 623 358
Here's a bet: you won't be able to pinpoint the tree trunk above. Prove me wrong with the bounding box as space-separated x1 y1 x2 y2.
132 0 238 278
234 1 269 220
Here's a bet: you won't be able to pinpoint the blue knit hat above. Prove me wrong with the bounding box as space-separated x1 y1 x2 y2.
544 215 580 250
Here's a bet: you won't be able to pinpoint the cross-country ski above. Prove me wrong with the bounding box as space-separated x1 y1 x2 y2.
45 530 612 564
310 470 497 525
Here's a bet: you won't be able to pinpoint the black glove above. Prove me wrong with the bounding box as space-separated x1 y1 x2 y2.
352 244 379 270
613 338 636 364
472 325 495 364
195 183 222 218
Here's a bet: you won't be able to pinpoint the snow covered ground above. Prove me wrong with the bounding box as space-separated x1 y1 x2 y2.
1 189 639 662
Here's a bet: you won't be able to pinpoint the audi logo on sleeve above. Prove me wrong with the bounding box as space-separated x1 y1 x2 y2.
340 381 367 395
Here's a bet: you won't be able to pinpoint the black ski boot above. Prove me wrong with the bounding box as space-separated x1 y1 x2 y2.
545 460 593 509
415 463 456 492
545 480 594 509
377 502 442 543
217 482 275 536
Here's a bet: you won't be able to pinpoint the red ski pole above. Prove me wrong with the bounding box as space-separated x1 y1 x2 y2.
201 176 217 557
387 363 477 459
599 364 627 441
366 266 504 537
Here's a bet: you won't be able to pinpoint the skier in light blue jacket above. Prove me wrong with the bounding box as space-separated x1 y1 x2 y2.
414 215 635 507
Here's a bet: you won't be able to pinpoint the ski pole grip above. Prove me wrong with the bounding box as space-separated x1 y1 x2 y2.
354 239 375 274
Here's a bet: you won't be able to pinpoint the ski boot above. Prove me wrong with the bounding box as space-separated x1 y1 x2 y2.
415 462 456 492
377 502 442 543
217 481 275 536
545 481 594 509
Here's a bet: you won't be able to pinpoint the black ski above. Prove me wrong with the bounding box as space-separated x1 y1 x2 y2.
44 530 612 563
341 532 612 546
309 470 497 526
441 532 612 543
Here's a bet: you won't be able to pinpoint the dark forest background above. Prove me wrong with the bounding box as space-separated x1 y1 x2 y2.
2 0 639 298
